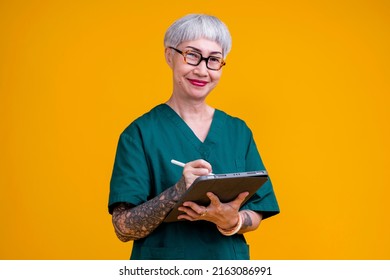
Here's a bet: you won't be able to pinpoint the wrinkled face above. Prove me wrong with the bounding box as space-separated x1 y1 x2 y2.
165 38 224 102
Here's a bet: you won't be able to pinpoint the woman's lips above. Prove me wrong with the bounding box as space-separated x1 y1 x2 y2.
188 79 208 87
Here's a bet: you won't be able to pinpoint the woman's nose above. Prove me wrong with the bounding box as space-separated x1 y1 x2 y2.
193 60 208 76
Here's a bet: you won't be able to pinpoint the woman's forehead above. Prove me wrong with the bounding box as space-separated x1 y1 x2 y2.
178 38 223 54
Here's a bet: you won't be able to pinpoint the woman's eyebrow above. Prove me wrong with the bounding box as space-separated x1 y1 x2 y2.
185 46 223 55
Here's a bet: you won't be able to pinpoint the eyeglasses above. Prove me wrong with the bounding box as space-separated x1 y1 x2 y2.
168 47 226 71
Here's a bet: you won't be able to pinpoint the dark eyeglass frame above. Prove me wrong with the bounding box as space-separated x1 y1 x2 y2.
168 47 226 71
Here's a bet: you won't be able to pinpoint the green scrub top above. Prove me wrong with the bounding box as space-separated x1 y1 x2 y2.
109 104 279 260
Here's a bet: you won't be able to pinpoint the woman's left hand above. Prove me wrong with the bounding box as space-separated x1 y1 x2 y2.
177 191 249 229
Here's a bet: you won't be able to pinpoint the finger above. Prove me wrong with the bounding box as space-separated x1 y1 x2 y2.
178 206 200 217
183 166 210 179
177 213 197 221
187 159 212 174
230 192 250 208
188 167 212 176
177 212 207 221
178 205 207 221
189 159 212 169
207 192 222 207
182 201 206 215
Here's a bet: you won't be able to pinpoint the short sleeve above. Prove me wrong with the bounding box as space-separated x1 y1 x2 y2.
108 125 151 214
240 130 280 219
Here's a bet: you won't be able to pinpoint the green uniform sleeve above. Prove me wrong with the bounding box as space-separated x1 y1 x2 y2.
108 125 151 214
240 130 280 219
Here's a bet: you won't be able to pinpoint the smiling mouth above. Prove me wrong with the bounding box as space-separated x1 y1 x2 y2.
188 79 208 87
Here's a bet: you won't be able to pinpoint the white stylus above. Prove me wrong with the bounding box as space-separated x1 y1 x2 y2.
170 159 214 175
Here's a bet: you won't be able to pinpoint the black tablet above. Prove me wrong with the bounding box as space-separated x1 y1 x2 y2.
164 170 268 222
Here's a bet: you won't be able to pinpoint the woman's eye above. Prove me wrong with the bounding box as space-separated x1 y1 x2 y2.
209 57 222 63
186 52 201 59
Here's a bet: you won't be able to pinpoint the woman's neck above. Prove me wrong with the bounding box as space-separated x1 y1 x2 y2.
166 96 214 123
166 96 215 142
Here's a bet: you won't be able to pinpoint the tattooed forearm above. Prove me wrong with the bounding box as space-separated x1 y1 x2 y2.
237 210 263 234
240 211 253 230
112 177 186 242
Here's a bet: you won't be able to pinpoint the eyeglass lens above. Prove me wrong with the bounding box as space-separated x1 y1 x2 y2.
184 51 223 70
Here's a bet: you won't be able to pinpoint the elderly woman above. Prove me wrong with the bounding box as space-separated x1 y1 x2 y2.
108 14 279 260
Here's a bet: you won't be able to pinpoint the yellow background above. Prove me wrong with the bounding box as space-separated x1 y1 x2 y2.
1 0 389 259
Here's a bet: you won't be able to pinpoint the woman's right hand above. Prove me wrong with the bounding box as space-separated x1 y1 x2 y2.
182 159 213 189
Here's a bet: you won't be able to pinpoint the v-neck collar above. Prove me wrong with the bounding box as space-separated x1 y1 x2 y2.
159 103 225 155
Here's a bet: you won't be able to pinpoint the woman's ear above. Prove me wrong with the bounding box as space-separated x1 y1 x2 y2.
165 47 173 68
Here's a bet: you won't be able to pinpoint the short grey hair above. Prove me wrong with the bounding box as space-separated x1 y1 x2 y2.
164 14 232 57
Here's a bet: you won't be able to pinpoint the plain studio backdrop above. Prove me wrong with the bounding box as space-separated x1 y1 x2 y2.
1 0 389 259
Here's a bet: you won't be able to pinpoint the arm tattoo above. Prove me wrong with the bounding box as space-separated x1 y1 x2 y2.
240 211 253 230
112 177 186 242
